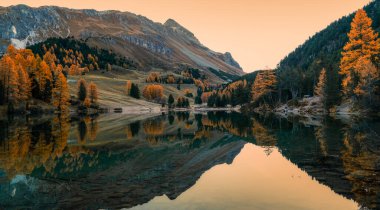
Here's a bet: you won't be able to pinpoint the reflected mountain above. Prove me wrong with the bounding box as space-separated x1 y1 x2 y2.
0 113 245 209
0 112 379 209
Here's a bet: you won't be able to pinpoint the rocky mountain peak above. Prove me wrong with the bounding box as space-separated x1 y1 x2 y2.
164 18 200 44
0 5 245 76
222 52 242 70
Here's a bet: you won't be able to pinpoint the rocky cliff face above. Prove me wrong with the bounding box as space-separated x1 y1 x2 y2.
0 5 244 76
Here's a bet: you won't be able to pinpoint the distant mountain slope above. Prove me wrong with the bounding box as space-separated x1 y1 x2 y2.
0 5 244 76
278 1 380 75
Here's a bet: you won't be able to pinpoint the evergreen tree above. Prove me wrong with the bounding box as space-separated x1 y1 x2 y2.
221 95 228 107
77 79 87 103
168 94 174 108
130 83 140 99
184 98 190 108
325 67 341 110
195 96 202 104
207 93 217 107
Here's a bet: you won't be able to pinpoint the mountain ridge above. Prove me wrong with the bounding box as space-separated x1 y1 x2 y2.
0 4 244 77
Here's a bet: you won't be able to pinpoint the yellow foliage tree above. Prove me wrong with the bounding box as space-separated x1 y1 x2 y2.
314 68 327 97
0 46 35 104
52 71 70 112
88 82 98 104
17 65 31 101
354 58 379 104
201 92 213 103
0 55 19 103
43 51 57 71
340 9 380 97
142 84 164 101
36 60 53 93
167 75 175 84
146 72 161 83
125 80 132 95
184 89 193 97
251 70 277 104
84 97 91 108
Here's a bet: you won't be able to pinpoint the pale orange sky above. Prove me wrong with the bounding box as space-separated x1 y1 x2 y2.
0 0 372 72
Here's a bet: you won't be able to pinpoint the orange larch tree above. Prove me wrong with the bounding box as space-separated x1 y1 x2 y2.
314 68 327 98
17 65 31 101
142 84 164 102
340 9 380 98
354 58 379 104
0 55 19 103
88 82 98 105
251 70 277 105
125 80 132 95
52 71 70 112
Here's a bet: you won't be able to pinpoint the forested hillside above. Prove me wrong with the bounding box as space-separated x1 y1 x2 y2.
204 2 380 115
278 0 380 98
28 37 139 71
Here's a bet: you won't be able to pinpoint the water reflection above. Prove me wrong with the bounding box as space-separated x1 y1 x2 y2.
0 112 378 209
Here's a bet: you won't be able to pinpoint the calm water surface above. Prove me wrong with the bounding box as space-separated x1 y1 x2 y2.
0 112 379 210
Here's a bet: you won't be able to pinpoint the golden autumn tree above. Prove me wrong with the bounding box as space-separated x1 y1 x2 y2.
52 71 70 112
354 57 379 104
0 55 19 103
5 45 17 58
314 68 327 98
43 51 57 71
194 79 203 87
88 82 98 105
201 92 213 103
184 89 193 97
146 72 160 83
69 64 78 76
0 46 36 105
25 54 38 74
125 80 132 95
167 75 176 84
251 70 277 104
54 64 63 76
142 84 164 101
143 118 164 135
84 97 91 108
17 65 31 101
36 60 53 97
340 9 380 98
